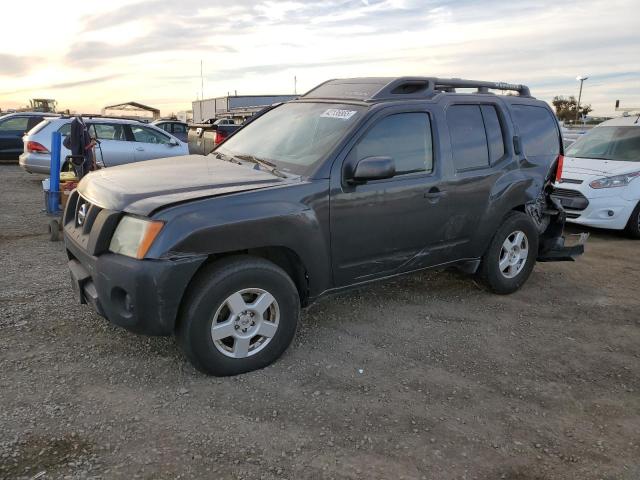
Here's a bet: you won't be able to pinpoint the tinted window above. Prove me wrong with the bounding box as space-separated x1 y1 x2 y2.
27 116 44 130
0 116 29 132
480 105 505 163
350 113 433 175
447 105 489 171
512 105 560 157
566 126 640 162
131 125 170 144
91 123 127 141
173 123 187 133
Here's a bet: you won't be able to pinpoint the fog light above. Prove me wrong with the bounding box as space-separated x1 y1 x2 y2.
607 210 614 217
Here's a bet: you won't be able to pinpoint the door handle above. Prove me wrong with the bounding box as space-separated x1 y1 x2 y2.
135 147 144 151
424 188 446 203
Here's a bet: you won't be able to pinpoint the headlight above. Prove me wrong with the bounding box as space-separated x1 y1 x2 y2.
589 171 640 189
109 216 164 259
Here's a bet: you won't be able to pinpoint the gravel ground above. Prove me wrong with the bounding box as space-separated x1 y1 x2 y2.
1 164 639 480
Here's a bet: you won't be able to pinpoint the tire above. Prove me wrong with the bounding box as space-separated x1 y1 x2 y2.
624 202 640 239
176 255 300 376
479 211 539 294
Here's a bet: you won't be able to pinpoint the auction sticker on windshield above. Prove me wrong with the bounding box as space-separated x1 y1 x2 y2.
320 109 357 120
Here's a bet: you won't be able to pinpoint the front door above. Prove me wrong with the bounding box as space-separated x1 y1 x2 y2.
130 125 175 161
329 109 453 287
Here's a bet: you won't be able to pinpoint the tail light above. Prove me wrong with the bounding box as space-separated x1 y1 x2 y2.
555 154 564 183
214 130 227 145
27 141 49 153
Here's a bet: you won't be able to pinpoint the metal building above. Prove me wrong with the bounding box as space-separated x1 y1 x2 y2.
192 95 297 123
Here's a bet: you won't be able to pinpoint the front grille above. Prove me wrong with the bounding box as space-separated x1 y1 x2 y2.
551 187 589 211
63 191 121 255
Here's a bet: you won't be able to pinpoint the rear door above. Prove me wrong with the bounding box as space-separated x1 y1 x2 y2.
130 125 177 161
89 123 134 167
443 101 512 257
0 116 29 158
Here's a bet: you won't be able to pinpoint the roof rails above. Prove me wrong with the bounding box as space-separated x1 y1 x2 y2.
302 76 531 102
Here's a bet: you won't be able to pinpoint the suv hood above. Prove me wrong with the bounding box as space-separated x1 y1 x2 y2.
78 154 289 216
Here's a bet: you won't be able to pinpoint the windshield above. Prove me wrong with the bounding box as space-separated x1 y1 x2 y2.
566 126 640 161
215 102 366 175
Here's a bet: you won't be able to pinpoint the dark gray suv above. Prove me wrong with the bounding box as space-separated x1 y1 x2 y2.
64 77 585 375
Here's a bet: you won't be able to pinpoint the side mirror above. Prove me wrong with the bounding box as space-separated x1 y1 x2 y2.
350 156 396 182
169 138 179 146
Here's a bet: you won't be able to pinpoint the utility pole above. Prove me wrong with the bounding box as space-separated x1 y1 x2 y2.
575 75 589 124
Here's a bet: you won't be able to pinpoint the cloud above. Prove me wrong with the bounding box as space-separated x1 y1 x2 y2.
0 54 36 76
3 74 124 95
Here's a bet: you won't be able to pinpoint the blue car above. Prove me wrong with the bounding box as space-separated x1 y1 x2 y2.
0 112 58 160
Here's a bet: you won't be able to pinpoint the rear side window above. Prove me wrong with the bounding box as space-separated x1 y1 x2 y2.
447 105 489 171
58 123 71 136
350 112 433 175
91 123 128 141
0 116 29 132
511 105 560 156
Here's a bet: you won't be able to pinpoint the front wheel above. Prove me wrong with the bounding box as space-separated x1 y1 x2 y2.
479 211 539 294
625 202 640 239
177 256 300 376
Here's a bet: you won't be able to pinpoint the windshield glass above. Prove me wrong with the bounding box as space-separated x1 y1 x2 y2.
566 126 640 161
215 102 366 175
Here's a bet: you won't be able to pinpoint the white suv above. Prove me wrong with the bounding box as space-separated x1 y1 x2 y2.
552 115 640 238
19 117 189 174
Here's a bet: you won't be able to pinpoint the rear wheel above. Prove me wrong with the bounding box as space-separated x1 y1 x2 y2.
479 212 539 294
177 256 300 376
625 202 640 239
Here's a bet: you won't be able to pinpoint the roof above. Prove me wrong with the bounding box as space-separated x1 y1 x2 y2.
102 101 160 114
302 77 532 102
0 111 59 118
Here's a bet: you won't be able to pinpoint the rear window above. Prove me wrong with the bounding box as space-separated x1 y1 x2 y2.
511 105 560 157
28 119 50 135
58 123 71 136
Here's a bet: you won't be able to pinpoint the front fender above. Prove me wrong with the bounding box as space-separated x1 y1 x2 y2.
147 181 332 297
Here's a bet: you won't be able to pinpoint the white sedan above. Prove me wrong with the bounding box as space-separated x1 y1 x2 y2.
552 115 640 238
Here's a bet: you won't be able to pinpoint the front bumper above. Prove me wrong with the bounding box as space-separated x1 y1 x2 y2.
66 232 206 336
564 195 636 230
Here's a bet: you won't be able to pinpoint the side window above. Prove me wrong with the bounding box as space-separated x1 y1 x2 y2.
58 123 71 136
91 123 127 141
447 105 489 171
158 123 171 132
131 125 171 144
480 105 505 163
173 123 187 133
511 105 560 157
350 112 433 175
0 117 29 132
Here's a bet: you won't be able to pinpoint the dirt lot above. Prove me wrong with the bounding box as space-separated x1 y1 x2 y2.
1 164 639 480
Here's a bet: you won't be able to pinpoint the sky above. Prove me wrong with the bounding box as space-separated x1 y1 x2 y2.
0 0 638 117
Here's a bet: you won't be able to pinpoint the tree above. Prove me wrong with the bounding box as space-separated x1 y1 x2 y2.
552 96 593 123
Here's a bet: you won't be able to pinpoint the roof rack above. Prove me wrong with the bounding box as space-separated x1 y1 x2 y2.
302 76 531 102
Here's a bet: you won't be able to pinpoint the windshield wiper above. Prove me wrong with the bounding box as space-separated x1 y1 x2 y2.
234 154 287 178
213 151 243 165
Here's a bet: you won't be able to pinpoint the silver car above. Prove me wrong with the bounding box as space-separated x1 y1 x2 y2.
19 117 189 174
